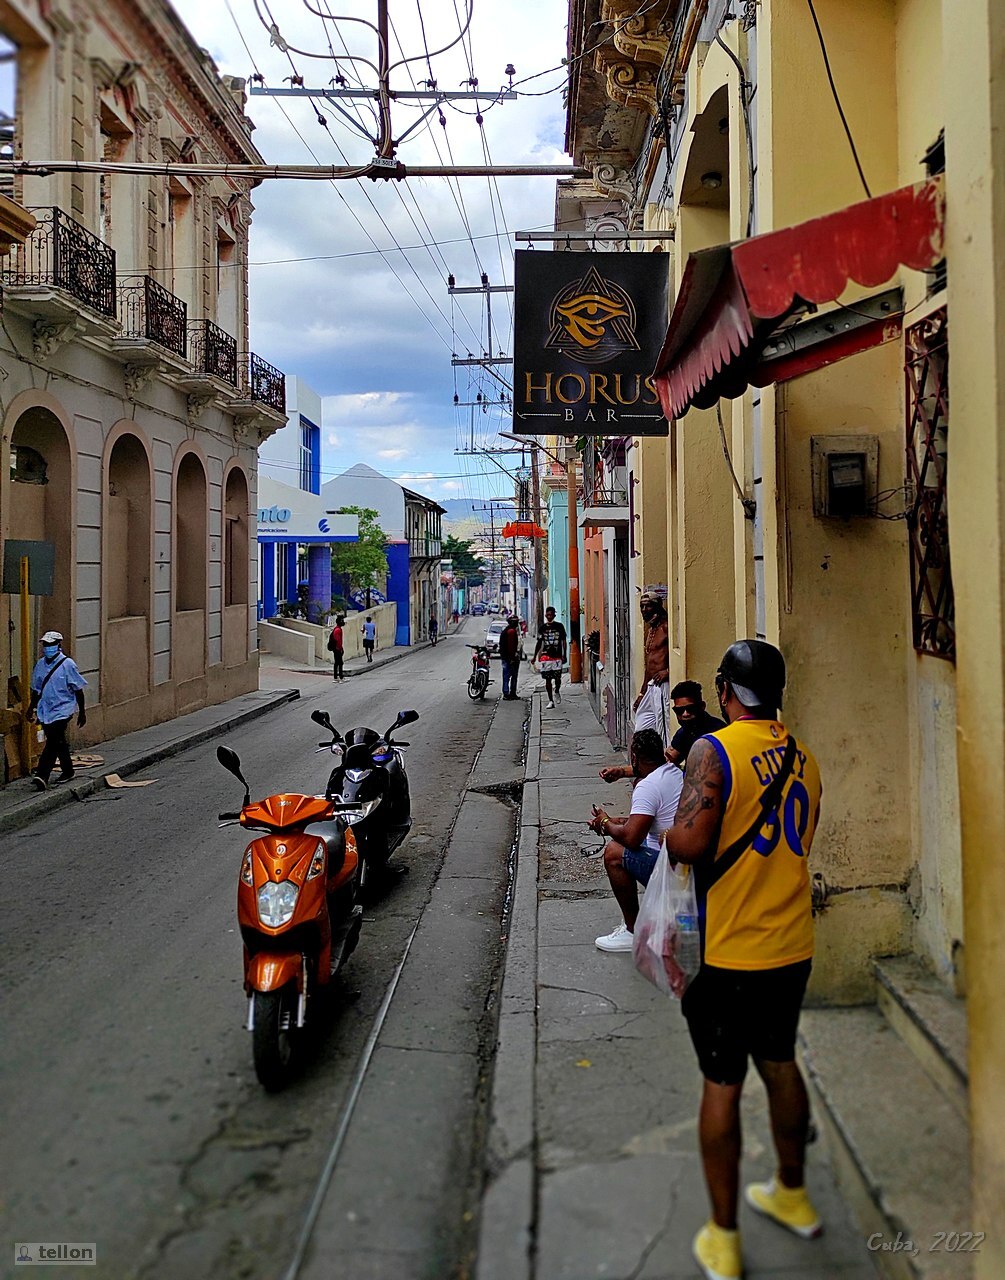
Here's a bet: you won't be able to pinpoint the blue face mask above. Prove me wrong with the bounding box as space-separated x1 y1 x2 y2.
43 644 60 660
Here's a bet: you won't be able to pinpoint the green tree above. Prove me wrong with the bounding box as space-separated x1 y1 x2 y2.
331 506 389 604
443 534 486 586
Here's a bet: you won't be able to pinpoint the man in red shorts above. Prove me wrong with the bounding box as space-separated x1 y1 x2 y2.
664 639 823 1280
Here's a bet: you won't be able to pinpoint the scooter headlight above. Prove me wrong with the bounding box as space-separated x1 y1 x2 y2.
258 880 299 927
339 797 381 823
306 840 326 881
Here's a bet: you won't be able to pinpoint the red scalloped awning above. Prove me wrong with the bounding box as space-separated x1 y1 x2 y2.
652 176 945 420
501 521 547 539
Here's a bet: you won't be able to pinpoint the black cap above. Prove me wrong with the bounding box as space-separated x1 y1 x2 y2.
717 639 786 709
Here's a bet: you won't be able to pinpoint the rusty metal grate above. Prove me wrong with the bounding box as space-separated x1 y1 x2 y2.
905 307 953 660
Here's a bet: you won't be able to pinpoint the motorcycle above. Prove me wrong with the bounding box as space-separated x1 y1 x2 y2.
467 643 491 700
312 707 418 894
217 742 365 1092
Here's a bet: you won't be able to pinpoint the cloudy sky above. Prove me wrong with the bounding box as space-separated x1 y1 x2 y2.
170 0 571 505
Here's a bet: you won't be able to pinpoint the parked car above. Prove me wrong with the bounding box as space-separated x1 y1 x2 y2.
484 619 524 659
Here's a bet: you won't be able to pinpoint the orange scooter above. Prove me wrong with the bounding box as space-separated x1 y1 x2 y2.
217 744 364 1091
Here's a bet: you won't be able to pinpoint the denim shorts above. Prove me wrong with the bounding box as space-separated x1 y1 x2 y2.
621 844 659 886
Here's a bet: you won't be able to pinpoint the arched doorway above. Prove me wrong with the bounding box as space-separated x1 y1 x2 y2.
174 451 208 696
103 431 152 707
222 466 250 667
8 406 73 742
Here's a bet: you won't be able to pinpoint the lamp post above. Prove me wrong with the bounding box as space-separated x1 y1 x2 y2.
498 432 582 684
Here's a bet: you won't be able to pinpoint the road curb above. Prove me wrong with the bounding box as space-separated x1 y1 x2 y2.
476 692 541 1280
0 688 300 837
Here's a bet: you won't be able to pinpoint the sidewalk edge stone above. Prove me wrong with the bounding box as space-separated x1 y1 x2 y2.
475 693 541 1280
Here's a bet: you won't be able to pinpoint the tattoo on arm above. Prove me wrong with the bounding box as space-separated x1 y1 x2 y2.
676 739 724 831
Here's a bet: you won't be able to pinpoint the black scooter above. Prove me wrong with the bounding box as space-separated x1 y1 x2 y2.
311 708 418 894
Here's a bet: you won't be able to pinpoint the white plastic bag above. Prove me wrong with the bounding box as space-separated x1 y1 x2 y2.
632 855 701 999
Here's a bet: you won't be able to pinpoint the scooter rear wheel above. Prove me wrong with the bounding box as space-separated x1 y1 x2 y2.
252 986 297 1092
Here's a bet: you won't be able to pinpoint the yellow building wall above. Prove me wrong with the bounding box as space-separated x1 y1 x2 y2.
759 0 919 1000
943 0 1005 1265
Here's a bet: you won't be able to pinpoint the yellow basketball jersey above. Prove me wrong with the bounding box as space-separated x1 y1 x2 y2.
695 718 822 970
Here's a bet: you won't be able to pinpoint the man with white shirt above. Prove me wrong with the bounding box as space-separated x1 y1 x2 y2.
588 728 684 952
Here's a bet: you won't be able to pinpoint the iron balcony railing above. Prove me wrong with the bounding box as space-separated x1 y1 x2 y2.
117 275 187 358
188 317 237 385
2 205 116 317
582 443 629 508
241 351 286 414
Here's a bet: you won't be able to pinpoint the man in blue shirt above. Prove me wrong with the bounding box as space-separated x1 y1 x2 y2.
27 630 87 790
361 616 376 662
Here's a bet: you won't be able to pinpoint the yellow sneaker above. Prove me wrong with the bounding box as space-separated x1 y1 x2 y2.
745 1176 823 1239
692 1221 743 1280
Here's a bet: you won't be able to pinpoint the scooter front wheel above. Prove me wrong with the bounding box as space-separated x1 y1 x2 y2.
252 986 297 1092
467 674 483 700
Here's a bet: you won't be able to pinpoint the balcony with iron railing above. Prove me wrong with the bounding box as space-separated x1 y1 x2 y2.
581 440 630 528
1 205 117 321
237 351 286 415
187 317 238 386
116 275 187 359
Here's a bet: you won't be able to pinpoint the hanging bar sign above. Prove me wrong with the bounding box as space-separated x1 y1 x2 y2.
512 249 669 436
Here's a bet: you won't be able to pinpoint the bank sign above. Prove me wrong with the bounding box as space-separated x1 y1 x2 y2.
512 249 669 437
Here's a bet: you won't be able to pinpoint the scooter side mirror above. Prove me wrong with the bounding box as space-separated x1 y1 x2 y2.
217 745 250 805
396 710 419 727
217 745 244 781
311 709 333 730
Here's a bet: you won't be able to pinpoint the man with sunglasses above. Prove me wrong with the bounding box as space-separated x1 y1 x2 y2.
599 680 722 783
665 680 725 767
663 640 823 1280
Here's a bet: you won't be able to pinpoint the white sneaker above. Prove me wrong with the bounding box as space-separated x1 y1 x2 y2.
548 699 555 709
595 922 634 952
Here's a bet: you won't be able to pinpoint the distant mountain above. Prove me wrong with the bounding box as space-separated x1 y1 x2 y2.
440 499 491 526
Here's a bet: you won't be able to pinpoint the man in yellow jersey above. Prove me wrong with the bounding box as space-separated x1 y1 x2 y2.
664 640 823 1280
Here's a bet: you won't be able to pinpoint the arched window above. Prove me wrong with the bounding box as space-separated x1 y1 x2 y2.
9 405 73 647
224 468 249 607
175 453 207 612
107 434 151 620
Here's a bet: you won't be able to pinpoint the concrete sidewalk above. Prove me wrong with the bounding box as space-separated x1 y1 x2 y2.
2 624 464 834
478 684 880 1280
0 686 300 836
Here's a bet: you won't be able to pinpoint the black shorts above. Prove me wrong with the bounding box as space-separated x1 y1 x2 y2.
681 959 811 1086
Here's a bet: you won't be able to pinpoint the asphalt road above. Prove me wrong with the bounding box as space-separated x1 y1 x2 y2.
1 639 521 1280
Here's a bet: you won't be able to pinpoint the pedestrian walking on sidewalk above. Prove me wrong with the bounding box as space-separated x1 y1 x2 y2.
328 615 345 681
533 606 567 708
633 592 671 744
26 630 87 790
361 615 376 662
663 640 823 1280
499 615 521 700
588 729 682 951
